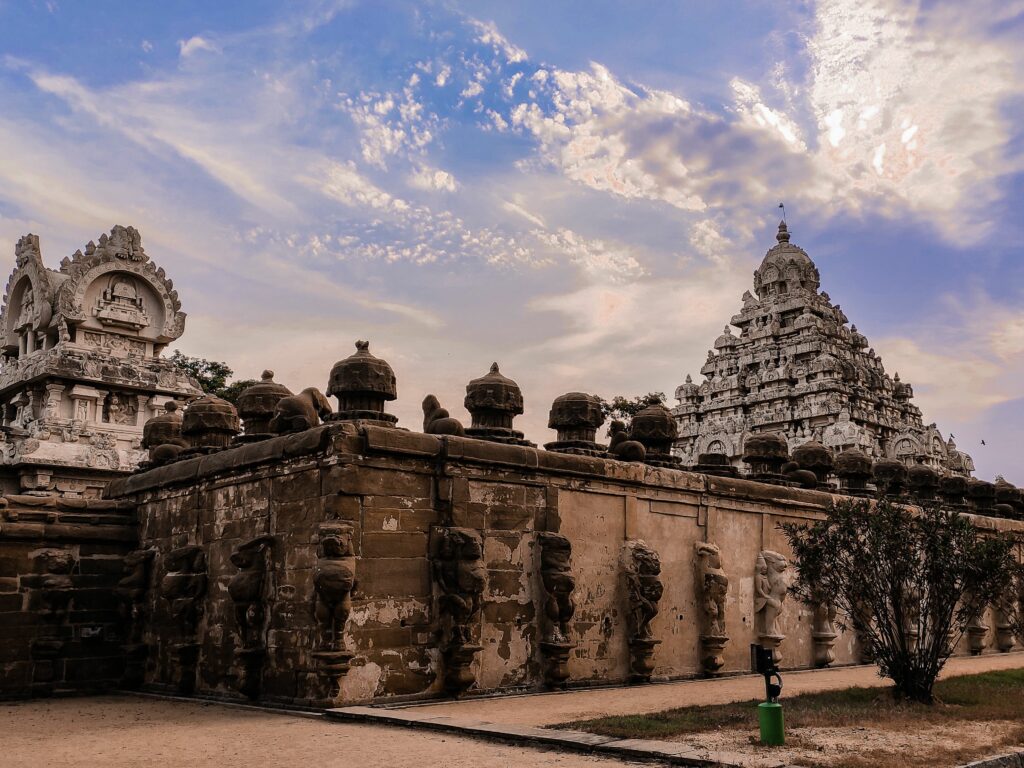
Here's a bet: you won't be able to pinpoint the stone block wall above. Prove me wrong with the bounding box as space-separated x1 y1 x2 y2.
0 496 136 698
99 422 1024 707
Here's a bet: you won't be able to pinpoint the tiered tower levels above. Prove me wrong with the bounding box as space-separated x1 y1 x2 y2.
671 222 974 476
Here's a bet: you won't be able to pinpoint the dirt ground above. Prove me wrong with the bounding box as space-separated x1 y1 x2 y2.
0 695 643 768
666 721 1023 768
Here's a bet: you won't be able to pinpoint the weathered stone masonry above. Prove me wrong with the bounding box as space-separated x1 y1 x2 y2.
98 421 1024 707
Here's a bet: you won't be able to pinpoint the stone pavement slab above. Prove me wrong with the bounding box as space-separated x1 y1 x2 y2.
383 651 1024 727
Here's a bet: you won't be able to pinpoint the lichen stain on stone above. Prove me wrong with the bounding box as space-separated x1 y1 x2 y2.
382 515 399 531
339 660 383 701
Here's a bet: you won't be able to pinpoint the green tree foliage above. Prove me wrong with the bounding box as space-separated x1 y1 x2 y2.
599 393 666 424
782 498 1016 704
169 351 255 406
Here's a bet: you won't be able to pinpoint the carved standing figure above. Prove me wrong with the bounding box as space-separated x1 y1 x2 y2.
432 527 486 694
115 549 156 687
159 545 207 694
422 394 465 436
538 532 576 687
227 535 275 698
755 550 788 661
623 540 663 682
312 522 358 700
694 542 729 673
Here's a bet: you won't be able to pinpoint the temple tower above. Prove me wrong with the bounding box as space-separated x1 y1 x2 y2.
0 226 200 497
671 222 974 476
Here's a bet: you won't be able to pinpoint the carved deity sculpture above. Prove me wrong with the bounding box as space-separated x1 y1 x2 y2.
312 522 358 700
694 542 729 673
432 527 486 695
227 535 276 698
159 545 207 693
269 387 333 433
538 532 576 687
115 549 156 687
754 550 788 661
622 540 663 682
422 394 465 436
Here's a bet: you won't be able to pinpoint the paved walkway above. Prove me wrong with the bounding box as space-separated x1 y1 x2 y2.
384 651 1024 727
0 695 643 768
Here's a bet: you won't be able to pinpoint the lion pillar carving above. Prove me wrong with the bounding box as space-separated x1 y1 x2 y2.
754 550 788 663
159 545 207 694
538 532 575 688
694 542 729 674
228 535 276 699
115 549 156 688
432 527 486 696
312 522 358 700
622 540 663 683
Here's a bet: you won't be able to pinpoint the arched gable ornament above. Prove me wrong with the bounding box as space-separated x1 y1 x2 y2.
54 226 185 343
0 235 56 347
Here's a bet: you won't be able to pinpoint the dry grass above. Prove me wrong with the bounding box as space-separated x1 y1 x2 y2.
561 669 1024 768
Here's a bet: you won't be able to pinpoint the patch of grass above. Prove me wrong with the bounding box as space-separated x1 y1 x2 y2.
562 669 1024 739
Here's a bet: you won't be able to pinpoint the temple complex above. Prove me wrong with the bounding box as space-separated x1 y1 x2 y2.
671 222 975 476
0 226 200 498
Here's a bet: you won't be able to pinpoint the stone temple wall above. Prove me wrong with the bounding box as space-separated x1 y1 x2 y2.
0 495 136 697
97 422 1024 707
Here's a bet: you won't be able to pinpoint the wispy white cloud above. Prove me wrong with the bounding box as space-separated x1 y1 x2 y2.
178 35 218 58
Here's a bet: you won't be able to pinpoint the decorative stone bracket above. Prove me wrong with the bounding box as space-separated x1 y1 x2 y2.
694 542 729 674
754 550 788 663
115 548 156 688
159 544 207 694
313 522 357 701
538 532 575 688
227 535 276 699
623 540 663 683
432 526 486 696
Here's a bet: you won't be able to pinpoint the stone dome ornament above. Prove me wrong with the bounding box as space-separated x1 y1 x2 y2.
872 459 908 499
182 395 241 453
236 370 293 442
544 392 605 457
327 340 398 426
142 401 188 465
790 440 834 488
629 395 682 468
742 432 789 482
834 448 872 496
463 362 533 446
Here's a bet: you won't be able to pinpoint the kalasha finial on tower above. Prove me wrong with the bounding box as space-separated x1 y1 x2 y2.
776 220 790 244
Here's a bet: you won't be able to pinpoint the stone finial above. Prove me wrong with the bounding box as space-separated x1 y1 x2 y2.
236 371 293 441
940 474 968 507
872 458 908 498
967 478 996 514
622 540 663 683
691 451 739 478
742 432 789 481
776 220 790 243
463 362 533 446
907 464 940 502
608 420 646 462
544 392 605 456
993 477 1021 520
790 440 834 487
327 340 398 425
142 401 188 464
834 448 872 496
422 394 465 436
629 395 682 468
181 395 240 452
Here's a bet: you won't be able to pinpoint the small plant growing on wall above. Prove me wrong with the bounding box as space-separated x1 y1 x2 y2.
782 498 1016 704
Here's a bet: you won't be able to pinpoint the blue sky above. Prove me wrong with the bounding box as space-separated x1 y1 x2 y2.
1 0 1022 479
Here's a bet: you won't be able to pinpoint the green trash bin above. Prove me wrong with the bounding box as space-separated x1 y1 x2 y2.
758 701 785 745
